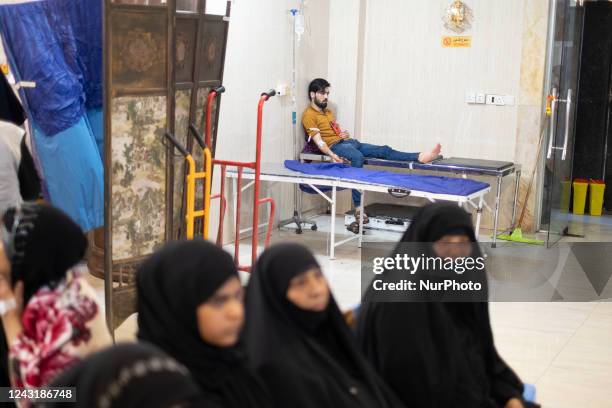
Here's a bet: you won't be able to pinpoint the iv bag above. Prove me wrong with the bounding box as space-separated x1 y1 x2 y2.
295 13 305 43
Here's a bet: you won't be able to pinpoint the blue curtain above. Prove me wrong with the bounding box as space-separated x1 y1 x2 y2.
87 108 104 157
32 118 103 232
0 0 103 231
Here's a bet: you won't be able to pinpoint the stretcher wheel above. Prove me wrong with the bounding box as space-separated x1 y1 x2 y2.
311 225 318 231
347 222 361 234
296 228 303 234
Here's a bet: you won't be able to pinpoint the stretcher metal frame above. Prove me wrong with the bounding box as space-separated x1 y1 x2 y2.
226 164 491 260
301 153 521 248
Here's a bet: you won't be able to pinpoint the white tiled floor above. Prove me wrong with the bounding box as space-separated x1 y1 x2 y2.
98 212 612 407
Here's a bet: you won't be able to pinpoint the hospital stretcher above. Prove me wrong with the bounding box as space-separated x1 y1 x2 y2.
225 162 491 260
300 152 521 248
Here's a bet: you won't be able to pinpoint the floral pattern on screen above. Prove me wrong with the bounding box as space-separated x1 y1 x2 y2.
111 95 167 260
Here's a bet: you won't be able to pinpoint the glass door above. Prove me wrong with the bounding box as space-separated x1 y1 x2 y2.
544 0 584 247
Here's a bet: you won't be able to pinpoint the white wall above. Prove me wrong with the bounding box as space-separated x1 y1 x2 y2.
327 0 362 133
328 0 548 231
359 0 524 160
210 0 330 243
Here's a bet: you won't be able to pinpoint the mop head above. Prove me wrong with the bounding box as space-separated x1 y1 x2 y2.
496 228 544 245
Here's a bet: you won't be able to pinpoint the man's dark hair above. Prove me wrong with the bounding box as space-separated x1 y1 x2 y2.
308 78 330 100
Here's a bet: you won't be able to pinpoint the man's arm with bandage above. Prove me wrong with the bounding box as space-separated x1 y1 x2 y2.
311 131 343 163
305 127 343 163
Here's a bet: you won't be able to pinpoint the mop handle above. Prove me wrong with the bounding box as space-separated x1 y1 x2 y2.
517 125 547 228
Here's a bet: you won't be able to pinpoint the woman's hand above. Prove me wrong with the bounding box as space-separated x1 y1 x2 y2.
505 398 525 408
0 274 24 348
0 267 22 309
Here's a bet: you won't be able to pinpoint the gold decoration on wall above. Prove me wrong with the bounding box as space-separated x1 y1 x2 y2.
443 0 474 34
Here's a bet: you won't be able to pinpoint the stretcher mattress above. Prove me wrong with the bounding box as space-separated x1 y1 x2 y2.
432 157 514 171
284 160 490 196
356 157 514 174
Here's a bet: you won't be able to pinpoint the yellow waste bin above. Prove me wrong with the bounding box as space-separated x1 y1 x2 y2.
589 179 606 216
572 179 588 215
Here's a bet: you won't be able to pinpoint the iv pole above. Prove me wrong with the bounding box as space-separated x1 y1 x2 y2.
278 4 317 234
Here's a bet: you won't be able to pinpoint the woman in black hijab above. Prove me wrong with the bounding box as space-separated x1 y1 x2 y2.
137 239 271 408
1 203 88 303
46 343 206 408
243 242 405 408
357 202 535 408
0 202 111 389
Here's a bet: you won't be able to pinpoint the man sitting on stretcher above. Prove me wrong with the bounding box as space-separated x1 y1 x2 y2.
302 78 442 219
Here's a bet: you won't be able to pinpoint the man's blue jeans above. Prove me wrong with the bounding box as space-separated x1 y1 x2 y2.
330 139 419 206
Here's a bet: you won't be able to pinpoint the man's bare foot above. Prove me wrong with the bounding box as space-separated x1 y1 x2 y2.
354 209 369 224
418 143 442 163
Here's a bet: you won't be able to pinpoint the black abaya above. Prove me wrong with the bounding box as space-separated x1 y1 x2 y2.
137 239 271 408
244 242 405 408
357 202 527 408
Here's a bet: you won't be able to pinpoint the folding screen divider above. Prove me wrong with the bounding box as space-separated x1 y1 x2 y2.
100 0 230 331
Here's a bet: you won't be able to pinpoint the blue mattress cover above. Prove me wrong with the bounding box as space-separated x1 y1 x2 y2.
285 160 490 196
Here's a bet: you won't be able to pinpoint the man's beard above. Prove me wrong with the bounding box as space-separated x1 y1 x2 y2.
314 99 327 110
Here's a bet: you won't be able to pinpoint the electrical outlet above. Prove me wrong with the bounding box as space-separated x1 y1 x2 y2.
486 94 505 106
503 95 515 106
276 83 289 96
465 92 476 104
476 93 486 104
